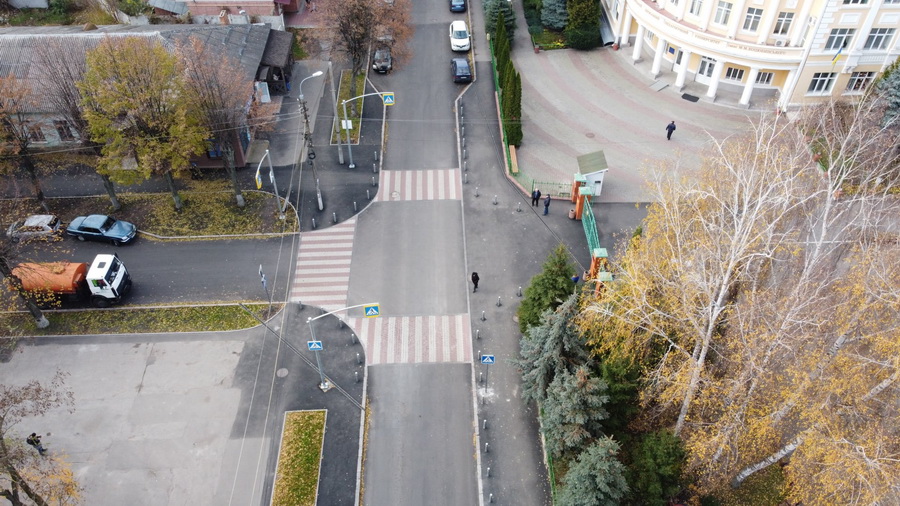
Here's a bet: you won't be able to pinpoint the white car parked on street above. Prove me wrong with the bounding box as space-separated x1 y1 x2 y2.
449 20 470 52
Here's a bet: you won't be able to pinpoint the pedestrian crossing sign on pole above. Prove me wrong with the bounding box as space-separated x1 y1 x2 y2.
382 92 395 106
481 355 495 364
364 304 380 317
307 340 323 351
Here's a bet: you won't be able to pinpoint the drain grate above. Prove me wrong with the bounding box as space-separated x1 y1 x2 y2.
682 94 699 102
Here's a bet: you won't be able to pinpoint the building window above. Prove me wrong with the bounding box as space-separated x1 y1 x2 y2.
613 0 620 15
645 30 655 43
743 8 763 31
842 0 868 4
28 125 46 143
864 28 895 50
53 121 75 142
715 1 732 24
807 73 836 94
689 0 702 15
725 67 745 81
756 71 773 85
825 29 854 51
884 0 900 4
773 12 793 35
846 71 875 92
671 0 679 6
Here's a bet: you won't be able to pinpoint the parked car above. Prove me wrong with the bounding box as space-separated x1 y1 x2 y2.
449 0 466 12
449 20 471 52
66 214 137 245
452 58 472 83
6 214 62 243
373 46 393 73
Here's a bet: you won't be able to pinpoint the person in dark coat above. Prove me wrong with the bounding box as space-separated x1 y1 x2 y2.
666 121 676 140
531 189 541 206
26 433 46 455
471 272 480 292
543 195 551 215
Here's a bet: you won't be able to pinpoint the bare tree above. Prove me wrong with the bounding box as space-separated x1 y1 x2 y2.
0 75 50 214
0 372 78 505
319 0 413 111
177 37 256 208
32 38 121 211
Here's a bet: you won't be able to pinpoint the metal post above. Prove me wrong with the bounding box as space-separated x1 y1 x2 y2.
342 100 356 168
328 62 344 164
259 264 272 316
307 317 329 390
263 150 285 220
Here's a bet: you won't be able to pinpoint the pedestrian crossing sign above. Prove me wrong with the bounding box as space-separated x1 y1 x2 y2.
307 340 323 351
382 93 395 106
364 304 380 317
481 355 495 364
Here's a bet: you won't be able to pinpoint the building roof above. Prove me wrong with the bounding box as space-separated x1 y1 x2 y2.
0 24 275 111
148 0 189 15
261 28 292 68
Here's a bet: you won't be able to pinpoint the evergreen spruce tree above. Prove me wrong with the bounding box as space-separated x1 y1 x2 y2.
516 243 577 333
875 59 900 126
541 0 568 30
627 430 686 506
494 15 511 86
484 0 517 41
541 365 610 459
565 0 602 49
557 437 629 506
518 293 593 403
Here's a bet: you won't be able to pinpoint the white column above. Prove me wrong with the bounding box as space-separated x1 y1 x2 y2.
698 0 715 31
706 60 726 98
727 0 747 39
651 38 667 77
789 1 814 47
675 50 693 88
756 7 780 45
779 69 798 109
740 67 760 105
632 25 646 61
619 2 631 46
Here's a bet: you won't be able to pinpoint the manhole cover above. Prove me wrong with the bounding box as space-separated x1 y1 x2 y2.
276 368 289 378
585 132 595 138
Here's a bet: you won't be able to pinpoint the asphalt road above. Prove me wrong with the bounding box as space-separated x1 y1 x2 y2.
19 235 296 305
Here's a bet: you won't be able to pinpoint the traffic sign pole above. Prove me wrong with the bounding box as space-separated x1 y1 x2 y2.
307 318 330 390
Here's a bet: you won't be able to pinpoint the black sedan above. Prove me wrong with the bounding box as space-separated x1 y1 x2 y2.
450 0 466 12
66 214 137 245
452 58 472 83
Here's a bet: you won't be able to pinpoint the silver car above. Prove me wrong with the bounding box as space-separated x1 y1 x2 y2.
6 214 62 243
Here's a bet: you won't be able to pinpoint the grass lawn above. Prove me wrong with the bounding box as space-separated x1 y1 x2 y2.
0 303 277 337
332 71 368 144
272 410 327 506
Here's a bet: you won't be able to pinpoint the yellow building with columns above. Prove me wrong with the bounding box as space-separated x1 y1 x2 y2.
606 0 900 109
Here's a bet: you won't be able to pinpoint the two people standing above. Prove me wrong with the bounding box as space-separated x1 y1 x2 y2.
531 188 541 206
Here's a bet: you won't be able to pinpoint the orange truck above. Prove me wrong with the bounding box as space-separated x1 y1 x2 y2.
12 254 132 308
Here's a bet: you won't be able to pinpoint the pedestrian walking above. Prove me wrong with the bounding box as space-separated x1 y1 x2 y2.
665 121 676 140
543 195 551 215
471 272 480 292
26 433 46 455
531 188 541 207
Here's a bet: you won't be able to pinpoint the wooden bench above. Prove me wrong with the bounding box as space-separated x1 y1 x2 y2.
509 145 519 174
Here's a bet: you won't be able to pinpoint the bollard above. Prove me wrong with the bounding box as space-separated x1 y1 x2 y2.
464 160 467 171
374 150 379 161
497 296 502 307
298 300 304 310
487 467 491 478
312 218 317 229
464 173 468 185
372 176 377 187
367 189 371 200
332 212 337 223
517 201 522 212
482 395 485 405
479 372 483 384
517 286 522 297
355 371 359 383
463 148 467 160
462 137 466 148
485 442 489 453
475 187 479 197
351 333 357 344
461 126 465 137
476 329 480 340
460 104 464 117
353 201 358 212
373 163 377 174
357 352 362 364
483 418 488 430
481 310 486 321
489 493 494 503
492 195 498 205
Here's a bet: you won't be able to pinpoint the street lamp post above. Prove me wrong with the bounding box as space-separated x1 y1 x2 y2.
298 71 325 210
341 99 356 169
256 149 285 220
